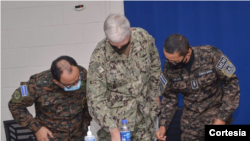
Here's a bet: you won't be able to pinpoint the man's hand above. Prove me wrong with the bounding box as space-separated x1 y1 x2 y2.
213 119 225 125
155 126 167 141
35 126 53 141
110 127 121 141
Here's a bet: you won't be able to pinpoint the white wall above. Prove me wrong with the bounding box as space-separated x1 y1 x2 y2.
1 1 124 140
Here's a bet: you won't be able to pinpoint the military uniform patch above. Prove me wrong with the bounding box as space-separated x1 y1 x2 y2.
222 62 236 77
172 77 183 82
160 74 167 86
160 74 167 93
198 69 213 76
216 56 236 77
20 85 28 97
93 62 104 74
191 80 199 89
97 66 104 73
13 91 21 101
216 56 228 70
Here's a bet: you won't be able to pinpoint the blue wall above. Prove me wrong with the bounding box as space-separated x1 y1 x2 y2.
124 1 250 124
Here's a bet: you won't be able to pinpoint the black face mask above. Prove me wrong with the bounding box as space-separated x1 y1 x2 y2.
168 54 187 70
110 40 130 54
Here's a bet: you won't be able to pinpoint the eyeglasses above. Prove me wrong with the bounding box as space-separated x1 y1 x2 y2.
58 76 82 89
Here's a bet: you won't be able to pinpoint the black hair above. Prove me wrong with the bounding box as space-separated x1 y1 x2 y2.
50 56 78 81
163 33 190 56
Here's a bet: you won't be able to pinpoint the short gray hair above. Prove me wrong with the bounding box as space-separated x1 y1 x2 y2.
104 13 130 43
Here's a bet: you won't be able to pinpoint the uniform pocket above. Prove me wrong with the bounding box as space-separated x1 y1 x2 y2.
172 80 187 90
139 53 151 73
106 72 129 94
41 93 63 114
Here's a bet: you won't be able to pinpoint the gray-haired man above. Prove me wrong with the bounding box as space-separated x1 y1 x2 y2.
87 14 162 141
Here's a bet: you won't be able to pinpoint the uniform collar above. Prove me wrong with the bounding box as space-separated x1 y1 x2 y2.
191 47 201 71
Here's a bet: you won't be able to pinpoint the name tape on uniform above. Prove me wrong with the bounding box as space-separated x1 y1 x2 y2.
172 77 183 82
198 69 213 76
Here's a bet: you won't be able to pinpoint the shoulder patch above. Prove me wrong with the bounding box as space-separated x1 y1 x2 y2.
97 66 104 73
216 56 228 70
216 56 236 77
13 91 21 101
222 61 236 77
20 85 28 97
160 74 167 86
160 74 167 93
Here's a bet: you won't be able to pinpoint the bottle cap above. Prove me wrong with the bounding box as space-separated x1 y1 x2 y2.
87 126 92 136
122 119 127 124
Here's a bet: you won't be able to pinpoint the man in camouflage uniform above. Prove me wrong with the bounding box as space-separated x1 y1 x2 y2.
156 34 240 141
8 56 92 141
87 14 161 141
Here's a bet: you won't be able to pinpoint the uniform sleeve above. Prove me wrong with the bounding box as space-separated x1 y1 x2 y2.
86 46 117 132
159 65 179 130
147 34 162 97
159 92 179 130
8 82 42 133
212 46 240 122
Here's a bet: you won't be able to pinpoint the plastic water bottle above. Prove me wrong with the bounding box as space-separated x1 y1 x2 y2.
84 126 96 141
120 119 131 141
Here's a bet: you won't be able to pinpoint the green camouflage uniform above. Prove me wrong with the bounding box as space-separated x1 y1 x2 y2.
8 66 92 141
87 28 161 140
159 45 240 141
